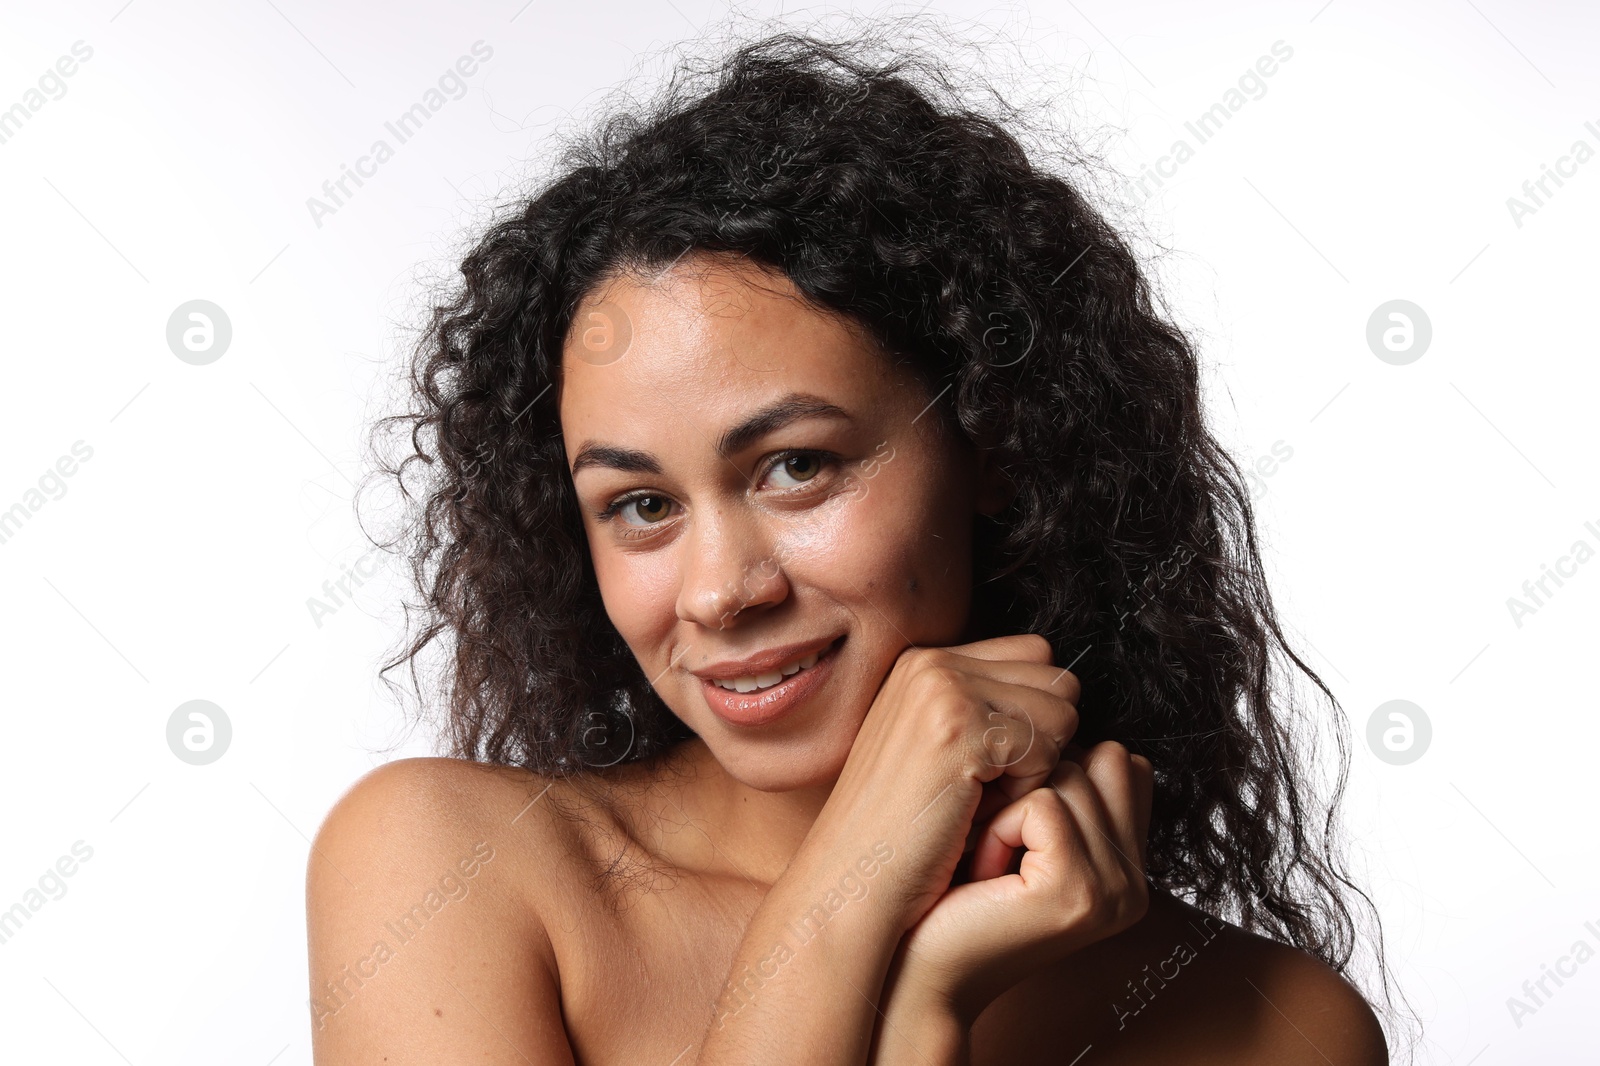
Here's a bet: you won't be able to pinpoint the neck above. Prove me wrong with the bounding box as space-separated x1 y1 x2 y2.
652 737 838 887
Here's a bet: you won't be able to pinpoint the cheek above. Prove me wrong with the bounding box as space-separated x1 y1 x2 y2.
778 485 903 584
592 549 677 641
797 475 971 612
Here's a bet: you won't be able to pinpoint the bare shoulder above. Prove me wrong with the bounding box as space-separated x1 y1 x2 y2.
305 757 586 1064
979 891 1388 1066
307 756 583 928
1159 897 1389 1066
310 755 570 857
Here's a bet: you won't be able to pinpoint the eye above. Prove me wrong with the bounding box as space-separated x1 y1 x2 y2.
765 451 829 488
598 493 675 530
592 449 839 538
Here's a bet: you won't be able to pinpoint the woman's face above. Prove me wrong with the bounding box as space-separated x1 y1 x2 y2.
559 252 1007 791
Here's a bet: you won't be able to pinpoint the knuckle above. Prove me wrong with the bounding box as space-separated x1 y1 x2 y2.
928 689 984 753
1050 755 1085 785
978 712 1023 767
1030 784 1066 810
1129 872 1151 910
1094 739 1131 761
1082 740 1131 782
1117 879 1150 929
1058 699 1081 739
894 644 934 671
1064 884 1116 930
900 645 956 682
927 701 969 751
1082 740 1129 776
912 665 964 717
1021 632 1053 659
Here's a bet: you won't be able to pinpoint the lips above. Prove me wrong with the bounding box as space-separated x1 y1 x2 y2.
697 635 844 728
690 634 842 682
708 643 830 692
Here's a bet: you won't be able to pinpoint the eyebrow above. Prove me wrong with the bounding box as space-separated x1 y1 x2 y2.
568 392 853 478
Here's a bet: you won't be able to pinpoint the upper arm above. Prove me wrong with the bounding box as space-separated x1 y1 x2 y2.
305 757 576 1065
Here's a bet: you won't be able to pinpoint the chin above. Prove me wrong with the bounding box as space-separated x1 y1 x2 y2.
711 724 858 793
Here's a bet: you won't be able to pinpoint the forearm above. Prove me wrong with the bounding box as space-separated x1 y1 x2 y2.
864 940 974 1066
695 846 904 1066
869 995 971 1066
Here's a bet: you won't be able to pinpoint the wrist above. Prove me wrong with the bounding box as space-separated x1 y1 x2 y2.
880 943 980 1029
881 934 997 1032
875 987 971 1066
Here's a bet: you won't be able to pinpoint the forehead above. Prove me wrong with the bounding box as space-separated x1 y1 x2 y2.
557 255 893 443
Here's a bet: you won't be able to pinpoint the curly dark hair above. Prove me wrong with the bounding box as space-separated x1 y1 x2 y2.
364 15 1408 1047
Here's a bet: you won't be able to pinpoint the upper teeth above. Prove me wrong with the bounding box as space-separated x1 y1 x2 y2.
713 648 824 692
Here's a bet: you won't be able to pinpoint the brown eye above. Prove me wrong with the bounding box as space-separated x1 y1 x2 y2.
624 496 672 524
769 453 823 488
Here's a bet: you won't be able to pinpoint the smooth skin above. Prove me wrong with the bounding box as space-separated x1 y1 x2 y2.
306 252 1387 1064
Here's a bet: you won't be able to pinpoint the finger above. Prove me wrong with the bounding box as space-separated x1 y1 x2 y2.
966 817 1014 882
941 632 1054 665
1075 743 1147 878
984 661 1081 708
1129 754 1154 868
892 643 1081 796
961 780 1015 856
930 634 1082 707
971 681 1077 800
1047 757 1124 876
908 648 1081 709
968 786 1088 885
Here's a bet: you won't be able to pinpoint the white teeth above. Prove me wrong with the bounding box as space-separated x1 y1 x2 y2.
714 648 824 692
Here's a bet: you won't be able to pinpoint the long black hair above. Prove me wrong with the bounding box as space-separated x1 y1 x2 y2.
364 15 1408 1047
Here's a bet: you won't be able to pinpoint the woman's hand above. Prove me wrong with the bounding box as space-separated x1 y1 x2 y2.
798 633 1084 935
879 742 1155 1029
696 633 1078 1065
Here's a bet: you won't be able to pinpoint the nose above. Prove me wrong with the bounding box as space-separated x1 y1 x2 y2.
675 503 790 631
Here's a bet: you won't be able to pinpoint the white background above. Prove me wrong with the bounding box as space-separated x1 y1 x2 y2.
1 1 1595 1062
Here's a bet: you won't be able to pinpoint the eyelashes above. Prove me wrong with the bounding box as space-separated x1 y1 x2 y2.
593 449 841 535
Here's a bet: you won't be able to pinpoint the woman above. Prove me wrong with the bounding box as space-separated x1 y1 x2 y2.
307 25 1399 1064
